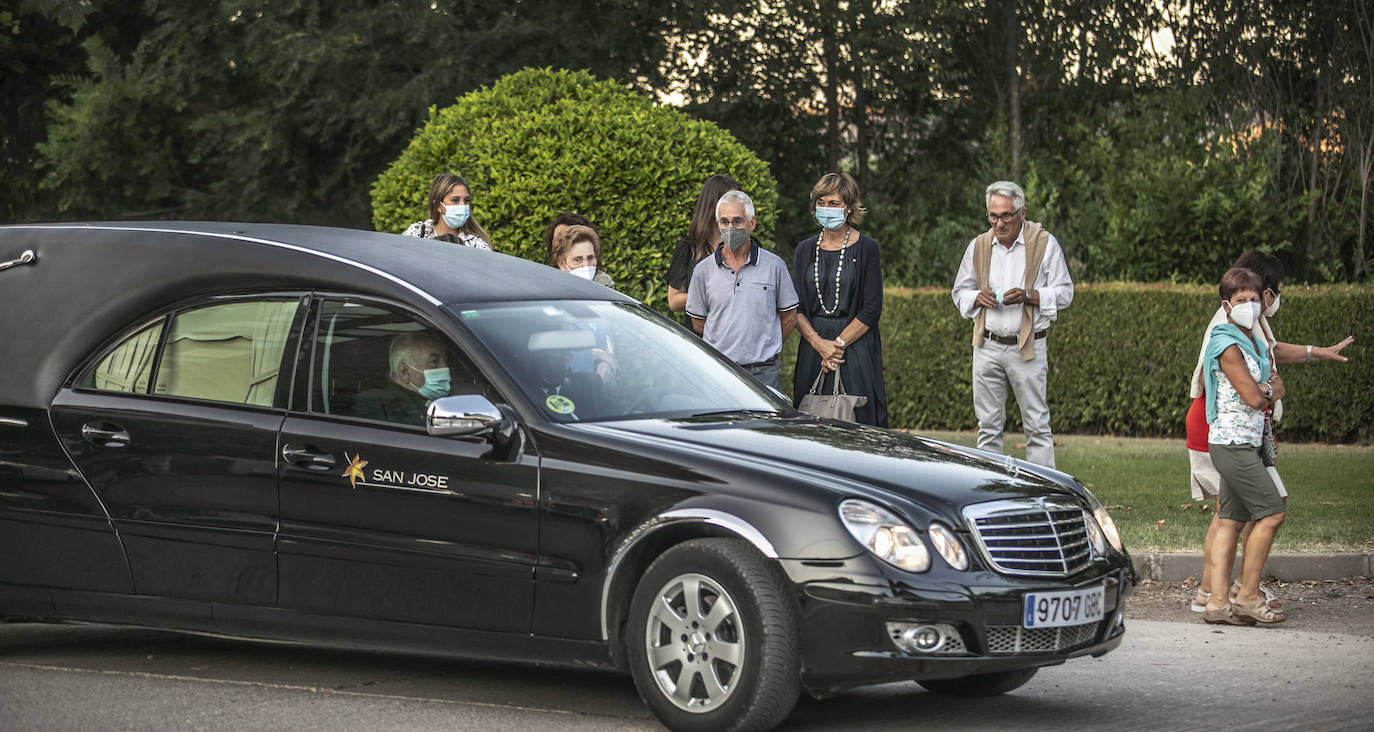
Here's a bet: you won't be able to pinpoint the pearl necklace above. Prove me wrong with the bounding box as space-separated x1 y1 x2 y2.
814 227 851 315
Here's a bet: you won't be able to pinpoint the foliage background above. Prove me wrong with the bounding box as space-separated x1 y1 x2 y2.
7 0 1372 288
370 69 776 311
777 284 1373 442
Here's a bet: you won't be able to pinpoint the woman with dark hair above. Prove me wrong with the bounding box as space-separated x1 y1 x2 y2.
401 173 494 250
1186 251 1353 613
1199 267 1287 625
790 172 888 427
665 174 740 312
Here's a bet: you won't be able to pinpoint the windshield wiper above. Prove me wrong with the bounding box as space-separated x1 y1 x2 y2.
686 408 783 419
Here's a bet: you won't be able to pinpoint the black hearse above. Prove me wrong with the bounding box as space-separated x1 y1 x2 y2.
0 223 1131 731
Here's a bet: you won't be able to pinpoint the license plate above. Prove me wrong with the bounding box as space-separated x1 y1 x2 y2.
1023 585 1105 628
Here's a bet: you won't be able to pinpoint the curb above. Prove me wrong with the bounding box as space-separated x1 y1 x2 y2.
1131 552 1373 583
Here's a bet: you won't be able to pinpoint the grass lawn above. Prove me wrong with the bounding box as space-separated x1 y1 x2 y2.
917 431 1374 553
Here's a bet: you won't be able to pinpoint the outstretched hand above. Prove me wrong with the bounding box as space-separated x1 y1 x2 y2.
1322 336 1355 362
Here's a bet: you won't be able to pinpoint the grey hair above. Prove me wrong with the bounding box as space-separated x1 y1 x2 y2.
389 332 436 378
715 190 756 221
985 181 1026 211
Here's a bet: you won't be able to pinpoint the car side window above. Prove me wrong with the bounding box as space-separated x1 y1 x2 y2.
152 300 300 407
312 300 486 428
79 318 166 394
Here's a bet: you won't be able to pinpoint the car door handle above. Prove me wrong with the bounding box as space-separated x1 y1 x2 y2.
281 443 337 470
81 422 130 448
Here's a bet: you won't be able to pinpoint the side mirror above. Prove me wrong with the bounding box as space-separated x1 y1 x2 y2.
426 394 504 437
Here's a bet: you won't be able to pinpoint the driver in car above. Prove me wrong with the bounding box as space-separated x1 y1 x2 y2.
529 329 605 416
353 332 451 426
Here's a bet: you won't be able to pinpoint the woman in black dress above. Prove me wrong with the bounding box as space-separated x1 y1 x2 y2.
791 173 888 427
665 174 740 312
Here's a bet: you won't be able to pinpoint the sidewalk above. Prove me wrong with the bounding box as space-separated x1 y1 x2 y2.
1132 552 1374 582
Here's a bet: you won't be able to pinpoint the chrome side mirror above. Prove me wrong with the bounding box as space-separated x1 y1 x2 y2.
426 394 503 437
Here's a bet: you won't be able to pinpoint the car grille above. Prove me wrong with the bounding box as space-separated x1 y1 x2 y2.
985 622 1099 654
963 497 1092 577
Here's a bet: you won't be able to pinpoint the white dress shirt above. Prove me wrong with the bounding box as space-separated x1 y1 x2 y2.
951 224 1074 336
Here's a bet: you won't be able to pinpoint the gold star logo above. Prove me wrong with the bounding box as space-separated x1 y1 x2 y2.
342 452 368 488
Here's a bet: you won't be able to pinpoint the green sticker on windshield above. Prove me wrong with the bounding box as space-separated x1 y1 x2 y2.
545 394 576 414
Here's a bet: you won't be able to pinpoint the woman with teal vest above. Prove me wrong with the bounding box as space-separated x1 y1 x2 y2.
1199 267 1288 626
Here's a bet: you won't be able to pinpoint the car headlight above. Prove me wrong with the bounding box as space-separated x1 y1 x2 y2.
839 499 930 572
927 522 968 570
1092 506 1124 552
1083 509 1108 557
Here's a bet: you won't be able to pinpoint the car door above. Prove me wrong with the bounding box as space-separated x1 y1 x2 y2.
48 296 304 606
275 297 539 632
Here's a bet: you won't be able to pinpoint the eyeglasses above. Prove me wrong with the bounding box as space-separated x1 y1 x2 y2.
987 209 1023 224
718 217 748 228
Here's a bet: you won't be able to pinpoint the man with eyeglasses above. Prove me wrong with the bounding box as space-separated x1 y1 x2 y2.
951 180 1074 467
686 190 799 391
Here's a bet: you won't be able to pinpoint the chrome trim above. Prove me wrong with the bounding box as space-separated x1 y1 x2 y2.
0 416 30 428
0 249 36 272
427 394 502 437
599 508 778 641
2 226 441 306
963 496 1092 578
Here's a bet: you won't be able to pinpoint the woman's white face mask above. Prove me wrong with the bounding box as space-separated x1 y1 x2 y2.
1226 300 1261 330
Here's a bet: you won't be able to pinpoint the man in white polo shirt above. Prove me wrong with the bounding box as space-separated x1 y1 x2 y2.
951 180 1074 467
686 190 799 391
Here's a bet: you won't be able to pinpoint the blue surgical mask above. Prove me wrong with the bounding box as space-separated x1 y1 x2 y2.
416 366 451 400
441 204 470 230
815 206 847 230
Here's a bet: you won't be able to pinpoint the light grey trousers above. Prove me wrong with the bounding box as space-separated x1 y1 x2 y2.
972 338 1055 467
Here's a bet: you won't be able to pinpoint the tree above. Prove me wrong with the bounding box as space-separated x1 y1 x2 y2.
34 0 681 227
370 68 778 311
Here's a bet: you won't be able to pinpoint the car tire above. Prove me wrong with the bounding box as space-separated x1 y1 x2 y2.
915 667 1039 697
626 538 800 732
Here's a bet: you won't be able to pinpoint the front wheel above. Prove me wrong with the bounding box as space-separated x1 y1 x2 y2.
626 538 800 732
916 667 1039 697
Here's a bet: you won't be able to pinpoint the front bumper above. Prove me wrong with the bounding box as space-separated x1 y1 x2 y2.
781 555 1133 696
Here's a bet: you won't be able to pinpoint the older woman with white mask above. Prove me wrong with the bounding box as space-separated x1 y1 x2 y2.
551 225 615 289
1198 267 1287 625
1186 252 1353 616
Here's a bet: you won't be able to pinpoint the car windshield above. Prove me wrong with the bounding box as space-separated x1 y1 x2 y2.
451 300 791 423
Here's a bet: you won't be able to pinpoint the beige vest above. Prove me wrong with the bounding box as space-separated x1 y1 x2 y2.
971 221 1049 362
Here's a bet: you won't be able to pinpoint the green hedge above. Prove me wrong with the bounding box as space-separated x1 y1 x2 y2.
781 283 1373 443
371 68 777 311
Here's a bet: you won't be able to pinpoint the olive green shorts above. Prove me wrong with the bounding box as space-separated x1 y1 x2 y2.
1209 442 1286 522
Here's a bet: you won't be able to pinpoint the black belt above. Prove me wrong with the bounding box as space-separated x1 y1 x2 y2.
984 330 1046 345
740 355 780 368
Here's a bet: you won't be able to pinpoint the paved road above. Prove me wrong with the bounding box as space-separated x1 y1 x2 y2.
2 619 1371 730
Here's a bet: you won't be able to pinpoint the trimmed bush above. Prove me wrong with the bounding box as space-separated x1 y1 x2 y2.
371 68 778 310
782 283 1373 443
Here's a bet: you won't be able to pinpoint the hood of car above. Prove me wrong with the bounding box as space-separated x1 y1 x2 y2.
588 415 1087 521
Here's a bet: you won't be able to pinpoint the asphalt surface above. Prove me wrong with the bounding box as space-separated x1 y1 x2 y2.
2 616 1372 730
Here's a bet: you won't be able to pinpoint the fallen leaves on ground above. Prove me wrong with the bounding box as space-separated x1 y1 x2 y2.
1155 519 1167 530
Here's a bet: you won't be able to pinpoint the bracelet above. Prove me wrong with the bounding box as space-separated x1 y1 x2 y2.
835 336 847 347
1306 344 1313 362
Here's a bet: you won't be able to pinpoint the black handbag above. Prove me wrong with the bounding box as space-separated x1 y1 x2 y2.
797 366 868 421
